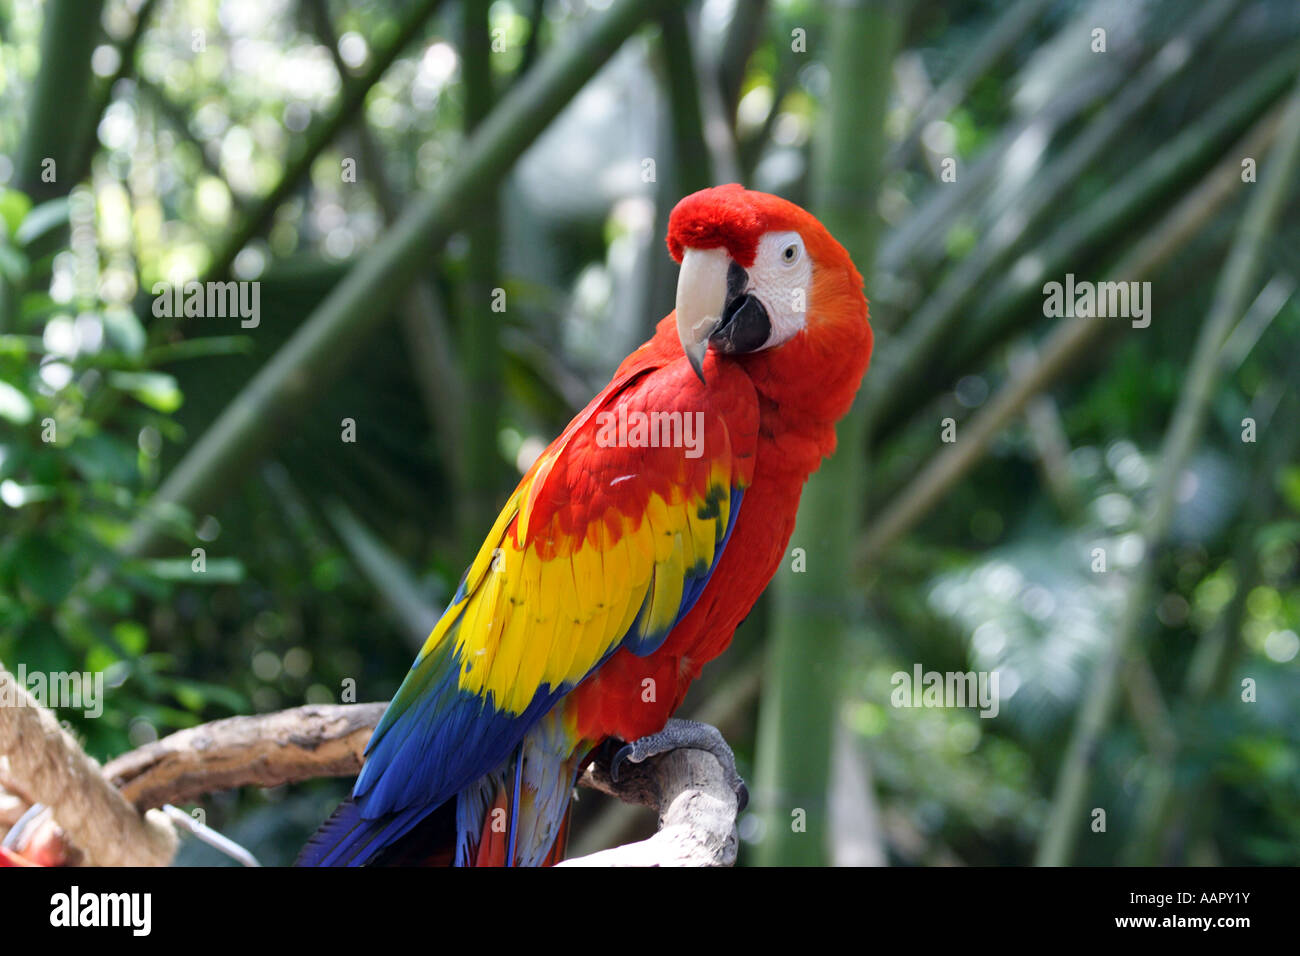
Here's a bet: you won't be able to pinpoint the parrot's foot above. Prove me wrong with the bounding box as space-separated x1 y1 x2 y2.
610 719 749 812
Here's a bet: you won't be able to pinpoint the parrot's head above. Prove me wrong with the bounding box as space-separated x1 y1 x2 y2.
666 184 872 419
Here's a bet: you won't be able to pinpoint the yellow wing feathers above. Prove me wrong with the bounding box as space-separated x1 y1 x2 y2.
425 463 736 716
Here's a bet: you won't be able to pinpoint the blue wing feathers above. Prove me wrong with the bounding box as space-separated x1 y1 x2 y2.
299 483 744 866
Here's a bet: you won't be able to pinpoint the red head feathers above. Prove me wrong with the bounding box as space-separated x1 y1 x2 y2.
665 184 860 275
666 183 766 267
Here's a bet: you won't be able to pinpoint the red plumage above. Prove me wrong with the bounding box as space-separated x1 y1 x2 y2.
574 185 872 746
666 182 767 266
300 186 871 867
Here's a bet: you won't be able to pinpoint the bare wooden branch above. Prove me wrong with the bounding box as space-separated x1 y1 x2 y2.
98 701 739 866
564 749 739 867
0 664 177 866
103 703 387 812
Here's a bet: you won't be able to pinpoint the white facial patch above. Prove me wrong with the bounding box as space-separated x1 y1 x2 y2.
745 230 812 349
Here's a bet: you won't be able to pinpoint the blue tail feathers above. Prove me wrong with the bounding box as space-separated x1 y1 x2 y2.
295 797 433 867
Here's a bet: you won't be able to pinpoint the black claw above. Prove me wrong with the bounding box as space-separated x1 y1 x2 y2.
607 720 748 811
610 743 634 783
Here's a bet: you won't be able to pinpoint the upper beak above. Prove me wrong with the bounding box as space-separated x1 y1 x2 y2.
675 247 732 383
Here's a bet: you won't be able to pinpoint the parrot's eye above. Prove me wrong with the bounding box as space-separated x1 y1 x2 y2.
734 229 812 352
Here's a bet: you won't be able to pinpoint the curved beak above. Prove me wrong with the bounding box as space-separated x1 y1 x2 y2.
675 247 732 383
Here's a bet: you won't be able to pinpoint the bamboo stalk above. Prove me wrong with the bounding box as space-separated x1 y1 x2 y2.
886 0 1051 170
862 0 1245 429
659 6 712 196
875 70 1117 298
876 0 1157 310
1128 372 1300 864
1035 71 1300 867
303 0 466 460
1009 340 1081 518
517 0 546 80
14 0 106 202
942 48 1300 387
869 47 1299 452
715 0 768 120
322 500 440 648
751 0 904 868
858 99 1289 568
135 78 250 215
630 5 714 343
457 0 508 558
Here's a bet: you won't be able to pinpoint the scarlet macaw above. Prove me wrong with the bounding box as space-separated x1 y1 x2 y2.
299 184 872 866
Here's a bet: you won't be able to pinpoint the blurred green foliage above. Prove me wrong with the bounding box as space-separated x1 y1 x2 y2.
1 0 1298 866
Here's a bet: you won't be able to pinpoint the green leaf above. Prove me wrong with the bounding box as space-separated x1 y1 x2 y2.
101 307 146 356
144 336 254 363
86 583 132 616
85 642 120 675
1279 466 1300 514
157 677 248 714
0 380 34 425
0 243 27 283
0 189 32 240
68 432 138 484
111 620 149 655
19 292 58 326
16 618 74 672
173 683 205 712
138 557 245 583
15 535 77 606
107 371 183 413
14 197 70 248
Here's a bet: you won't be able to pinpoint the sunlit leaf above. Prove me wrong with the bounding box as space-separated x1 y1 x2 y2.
0 380 34 425
138 557 245 583
14 197 70 247
108 371 183 412
0 188 33 239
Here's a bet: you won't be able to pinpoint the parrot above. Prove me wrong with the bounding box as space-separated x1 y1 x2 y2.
297 184 872 866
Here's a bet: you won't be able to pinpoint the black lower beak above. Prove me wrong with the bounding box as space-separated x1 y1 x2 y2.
710 264 771 355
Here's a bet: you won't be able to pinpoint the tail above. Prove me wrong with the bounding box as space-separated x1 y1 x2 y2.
295 797 445 867
298 719 590 866
457 777 574 867
296 782 575 868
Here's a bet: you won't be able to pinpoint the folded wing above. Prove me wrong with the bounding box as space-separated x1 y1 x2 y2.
348 356 759 854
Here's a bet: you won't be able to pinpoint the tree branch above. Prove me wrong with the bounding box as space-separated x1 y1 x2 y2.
563 750 738 866
95 701 739 866
102 703 387 811
0 664 176 866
